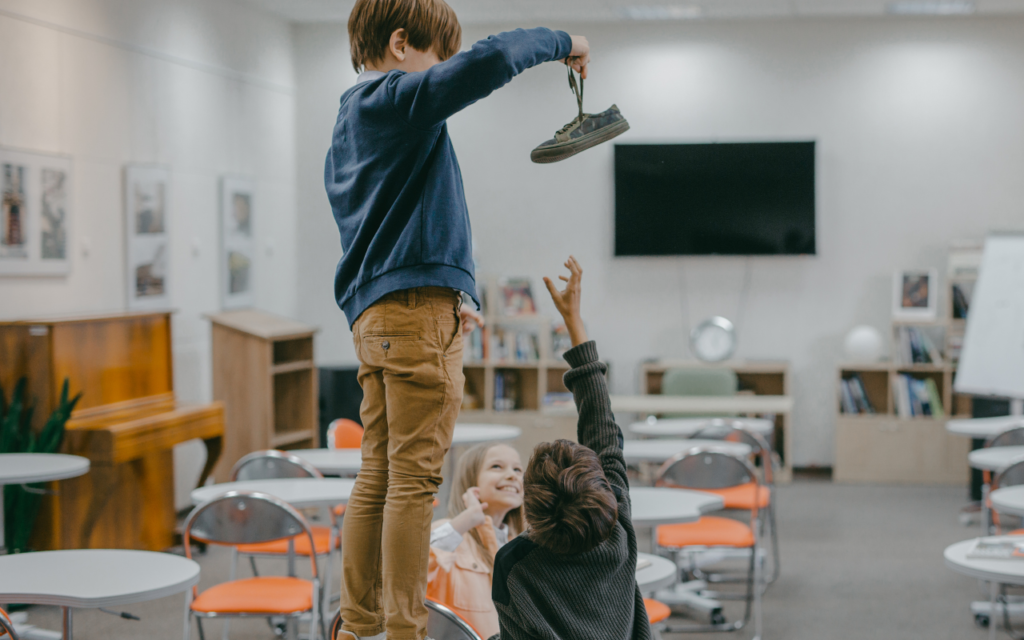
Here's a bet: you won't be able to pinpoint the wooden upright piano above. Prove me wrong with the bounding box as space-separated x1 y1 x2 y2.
0 311 224 550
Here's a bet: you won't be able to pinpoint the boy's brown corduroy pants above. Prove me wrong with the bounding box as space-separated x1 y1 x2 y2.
339 287 464 640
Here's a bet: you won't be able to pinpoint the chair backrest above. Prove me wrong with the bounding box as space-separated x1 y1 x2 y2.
993 459 1024 491
0 607 19 640
327 418 364 449
426 599 483 640
231 450 323 481
661 368 738 397
987 426 1024 449
183 491 319 580
693 423 774 484
656 448 758 493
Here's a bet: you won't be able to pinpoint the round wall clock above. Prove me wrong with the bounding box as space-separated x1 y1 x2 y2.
690 316 737 362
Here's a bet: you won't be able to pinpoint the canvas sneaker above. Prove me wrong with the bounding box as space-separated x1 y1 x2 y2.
531 65 630 164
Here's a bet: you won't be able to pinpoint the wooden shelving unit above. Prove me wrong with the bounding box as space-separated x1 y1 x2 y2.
208 309 318 481
834 243 980 484
638 360 793 483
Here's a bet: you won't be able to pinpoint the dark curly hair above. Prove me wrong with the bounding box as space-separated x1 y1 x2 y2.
524 439 618 555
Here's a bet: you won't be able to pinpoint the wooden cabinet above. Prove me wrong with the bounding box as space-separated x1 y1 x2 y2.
208 310 318 481
0 311 224 551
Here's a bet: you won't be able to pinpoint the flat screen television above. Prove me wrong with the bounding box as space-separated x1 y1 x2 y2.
614 142 816 256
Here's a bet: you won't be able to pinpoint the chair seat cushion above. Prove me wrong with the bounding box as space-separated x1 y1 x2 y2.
703 483 770 510
644 598 671 624
657 515 755 548
192 577 314 614
333 504 346 517
237 525 337 556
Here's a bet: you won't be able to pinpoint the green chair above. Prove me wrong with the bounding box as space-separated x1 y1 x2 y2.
661 368 738 418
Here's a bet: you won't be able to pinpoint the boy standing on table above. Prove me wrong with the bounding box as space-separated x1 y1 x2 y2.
325 1 591 638
492 256 651 640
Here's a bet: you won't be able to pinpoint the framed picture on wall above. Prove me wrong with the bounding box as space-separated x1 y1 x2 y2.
0 147 72 275
220 176 255 309
892 269 938 321
124 165 171 310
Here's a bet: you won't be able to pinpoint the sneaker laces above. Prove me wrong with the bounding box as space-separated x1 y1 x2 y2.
557 62 586 135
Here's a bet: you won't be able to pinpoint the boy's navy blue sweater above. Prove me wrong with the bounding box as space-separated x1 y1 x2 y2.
325 27 573 327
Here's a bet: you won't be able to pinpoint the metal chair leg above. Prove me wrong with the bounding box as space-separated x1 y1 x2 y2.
196 617 206 640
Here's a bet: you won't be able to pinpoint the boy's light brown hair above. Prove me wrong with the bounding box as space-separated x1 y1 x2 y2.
348 0 462 73
524 439 618 555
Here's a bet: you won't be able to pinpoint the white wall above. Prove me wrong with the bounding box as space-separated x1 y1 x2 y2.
297 16 1024 467
0 0 297 406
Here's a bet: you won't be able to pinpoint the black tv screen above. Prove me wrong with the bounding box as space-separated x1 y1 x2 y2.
614 142 816 256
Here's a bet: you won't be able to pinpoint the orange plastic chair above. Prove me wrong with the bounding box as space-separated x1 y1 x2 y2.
653 448 762 637
327 419 363 449
981 427 1024 535
0 607 19 640
644 598 670 640
184 491 321 640
988 459 1024 534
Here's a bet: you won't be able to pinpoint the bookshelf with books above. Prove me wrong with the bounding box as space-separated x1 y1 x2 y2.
834 243 980 484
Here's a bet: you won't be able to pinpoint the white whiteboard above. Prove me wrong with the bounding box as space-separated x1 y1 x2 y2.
955 234 1024 399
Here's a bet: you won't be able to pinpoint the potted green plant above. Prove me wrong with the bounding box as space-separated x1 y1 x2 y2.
1 377 82 553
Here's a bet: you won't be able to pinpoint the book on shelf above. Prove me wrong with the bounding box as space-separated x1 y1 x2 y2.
895 326 944 366
464 325 489 362
552 322 573 360
489 326 540 363
890 373 945 418
498 277 536 316
840 374 876 415
952 283 971 320
494 370 520 411
543 392 575 410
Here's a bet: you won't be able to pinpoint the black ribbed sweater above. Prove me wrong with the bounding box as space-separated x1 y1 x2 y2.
490 340 651 640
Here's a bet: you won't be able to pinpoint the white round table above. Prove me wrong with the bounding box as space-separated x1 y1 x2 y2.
636 552 677 594
948 416 1024 439
968 446 1024 472
191 478 355 508
945 538 1024 640
991 486 1024 517
0 549 199 639
629 487 723 527
0 453 90 554
290 449 362 476
623 439 752 464
451 424 521 445
630 417 774 438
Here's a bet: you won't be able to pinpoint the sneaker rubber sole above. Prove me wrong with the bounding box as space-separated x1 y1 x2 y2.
530 118 631 164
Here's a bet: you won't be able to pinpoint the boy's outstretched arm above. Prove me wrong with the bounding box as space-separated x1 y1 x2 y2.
387 28 588 130
543 257 630 496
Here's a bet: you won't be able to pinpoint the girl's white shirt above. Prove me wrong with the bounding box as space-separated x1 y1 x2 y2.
430 519 509 553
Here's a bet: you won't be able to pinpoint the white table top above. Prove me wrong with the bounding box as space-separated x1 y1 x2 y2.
623 439 752 464
0 550 199 608
991 486 1024 517
947 415 1024 438
290 449 362 475
630 417 774 438
191 478 355 508
944 538 1024 585
968 446 1024 472
610 395 793 415
451 425 521 445
0 454 90 484
629 487 724 527
636 553 677 593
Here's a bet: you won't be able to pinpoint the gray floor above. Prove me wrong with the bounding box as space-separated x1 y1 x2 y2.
15 480 995 640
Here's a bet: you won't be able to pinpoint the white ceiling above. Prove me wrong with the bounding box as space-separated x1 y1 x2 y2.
237 0 1024 23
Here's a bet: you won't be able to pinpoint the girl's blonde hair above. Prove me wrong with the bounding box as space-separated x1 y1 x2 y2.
447 442 525 571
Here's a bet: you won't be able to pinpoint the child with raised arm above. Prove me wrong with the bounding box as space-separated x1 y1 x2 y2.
325 2 591 639
492 256 651 640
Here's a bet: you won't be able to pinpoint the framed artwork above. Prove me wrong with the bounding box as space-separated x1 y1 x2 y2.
893 269 938 321
498 277 536 316
124 165 171 310
0 147 72 275
220 176 255 309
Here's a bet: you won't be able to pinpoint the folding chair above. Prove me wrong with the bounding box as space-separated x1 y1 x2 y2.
0 608 20 640
652 448 763 638
645 598 671 640
230 450 340 634
980 427 1024 535
329 600 482 640
693 423 780 585
184 491 321 640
